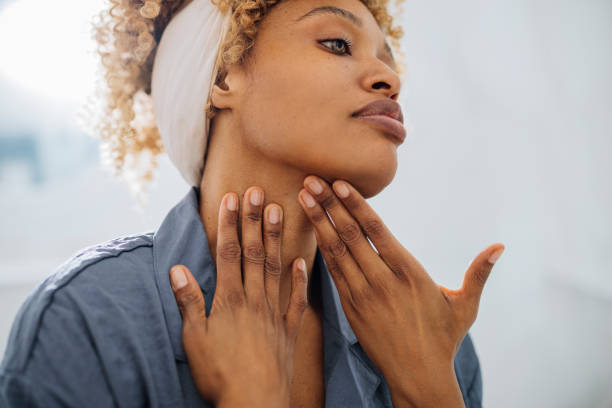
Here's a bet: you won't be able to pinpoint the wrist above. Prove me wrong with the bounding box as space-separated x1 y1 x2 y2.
216 392 287 408
216 383 290 408
386 362 465 408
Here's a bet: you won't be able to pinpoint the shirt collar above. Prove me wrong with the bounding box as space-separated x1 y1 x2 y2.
153 186 383 401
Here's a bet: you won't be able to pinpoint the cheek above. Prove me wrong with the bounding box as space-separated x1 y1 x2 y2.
240 65 344 152
238 63 398 189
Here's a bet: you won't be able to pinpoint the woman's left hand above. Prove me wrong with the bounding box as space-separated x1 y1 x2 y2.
297 175 505 407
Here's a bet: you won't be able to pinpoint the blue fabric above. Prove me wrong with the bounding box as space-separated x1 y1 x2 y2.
0 186 483 407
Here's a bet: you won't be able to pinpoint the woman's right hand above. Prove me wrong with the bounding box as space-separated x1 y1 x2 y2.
168 187 308 408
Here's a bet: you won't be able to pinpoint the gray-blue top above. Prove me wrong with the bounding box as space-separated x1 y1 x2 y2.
0 186 483 407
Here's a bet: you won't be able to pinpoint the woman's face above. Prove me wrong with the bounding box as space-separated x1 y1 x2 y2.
213 0 403 198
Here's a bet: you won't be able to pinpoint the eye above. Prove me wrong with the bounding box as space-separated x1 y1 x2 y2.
319 37 353 56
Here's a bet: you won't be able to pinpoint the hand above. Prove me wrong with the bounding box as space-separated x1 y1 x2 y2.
169 187 309 408
297 175 505 407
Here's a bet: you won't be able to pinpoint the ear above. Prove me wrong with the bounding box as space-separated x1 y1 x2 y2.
210 64 247 111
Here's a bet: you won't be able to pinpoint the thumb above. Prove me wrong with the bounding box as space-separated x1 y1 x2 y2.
170 265 207 328
460 244 505 307
284 258 309 343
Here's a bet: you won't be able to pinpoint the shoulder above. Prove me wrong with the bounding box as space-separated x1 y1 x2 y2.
455 332 482 408
1 231 155 374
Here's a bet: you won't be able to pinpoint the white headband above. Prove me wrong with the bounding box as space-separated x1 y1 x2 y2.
151 0 232 187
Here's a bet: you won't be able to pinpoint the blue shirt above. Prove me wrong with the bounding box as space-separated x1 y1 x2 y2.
0 186 482 407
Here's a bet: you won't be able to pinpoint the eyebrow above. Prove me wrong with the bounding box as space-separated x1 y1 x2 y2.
294 6 396 68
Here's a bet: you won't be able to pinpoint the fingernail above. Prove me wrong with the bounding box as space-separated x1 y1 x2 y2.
171 267 187 289
307 178 323 194
297 258 306 272
268 206 280 224
301 190 316 208
488 248 505 264
226 194 236 211
333 182 349 198
250 189 262 206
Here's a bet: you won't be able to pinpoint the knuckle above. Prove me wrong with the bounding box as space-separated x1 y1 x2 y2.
249 298 265 315
293 270 308 287
176 288 201 309
474 265 491 287
265 227 281 241
327 238 348 259
293 296 309 313
265 256 282 276
327 259 348 286
345 195 360 211
354 283 375 302
246 210 261 223
386 259 409 279
243 243 265 264
362 218 384 239
219 241 241 263
319 193 337 209
224 209 238 226
309 208 328 224
347 291 360 311
338 222 362 245
372 275 393 296
225 289 245 308
326 257 342 277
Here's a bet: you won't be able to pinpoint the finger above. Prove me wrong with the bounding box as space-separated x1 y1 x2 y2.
298 188 370 297
460 244 505 306
215 193 245 301
170 265 207 328
317 237 357 316
304 175 393 284
330 179 426 280
241 187 266 305
284 258 308 342
263 203 283 313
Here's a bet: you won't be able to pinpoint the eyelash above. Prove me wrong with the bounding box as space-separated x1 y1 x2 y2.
319 37 353 56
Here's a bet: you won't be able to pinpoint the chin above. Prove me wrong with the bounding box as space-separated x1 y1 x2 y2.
349 168 396 198
328 153 398 199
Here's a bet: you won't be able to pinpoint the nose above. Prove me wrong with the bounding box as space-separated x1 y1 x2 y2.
361 59 402 100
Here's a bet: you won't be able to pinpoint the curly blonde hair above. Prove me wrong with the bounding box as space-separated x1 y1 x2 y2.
79 0 406 206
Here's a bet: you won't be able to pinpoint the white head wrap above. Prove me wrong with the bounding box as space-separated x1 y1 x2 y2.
151 0 232 187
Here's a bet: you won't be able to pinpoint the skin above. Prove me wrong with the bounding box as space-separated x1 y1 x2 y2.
168 0 505 406
169 193 306 407
199 0 402 317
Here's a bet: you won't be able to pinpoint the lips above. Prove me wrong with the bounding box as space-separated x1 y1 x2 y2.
352 99 405 143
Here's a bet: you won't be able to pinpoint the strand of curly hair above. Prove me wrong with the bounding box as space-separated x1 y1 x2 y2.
77 0 406 207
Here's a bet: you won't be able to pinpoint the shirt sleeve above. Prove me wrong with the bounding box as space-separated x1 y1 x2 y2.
0 288 117 407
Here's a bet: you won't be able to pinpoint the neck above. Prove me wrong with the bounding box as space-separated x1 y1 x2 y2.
198 115 319 315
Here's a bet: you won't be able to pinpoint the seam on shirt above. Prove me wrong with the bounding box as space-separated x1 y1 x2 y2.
11 235 154 374
57 288 122 406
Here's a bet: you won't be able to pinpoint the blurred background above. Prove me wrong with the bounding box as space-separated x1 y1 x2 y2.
0 0 610 406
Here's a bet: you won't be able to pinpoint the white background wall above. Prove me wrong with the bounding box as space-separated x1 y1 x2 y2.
1 0 611 406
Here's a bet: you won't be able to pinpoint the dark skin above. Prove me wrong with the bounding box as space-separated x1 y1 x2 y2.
168 0 505 406
170 191 307 407
171 181 504 407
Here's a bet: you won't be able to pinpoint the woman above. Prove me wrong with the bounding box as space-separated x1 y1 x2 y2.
0 0 504 406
